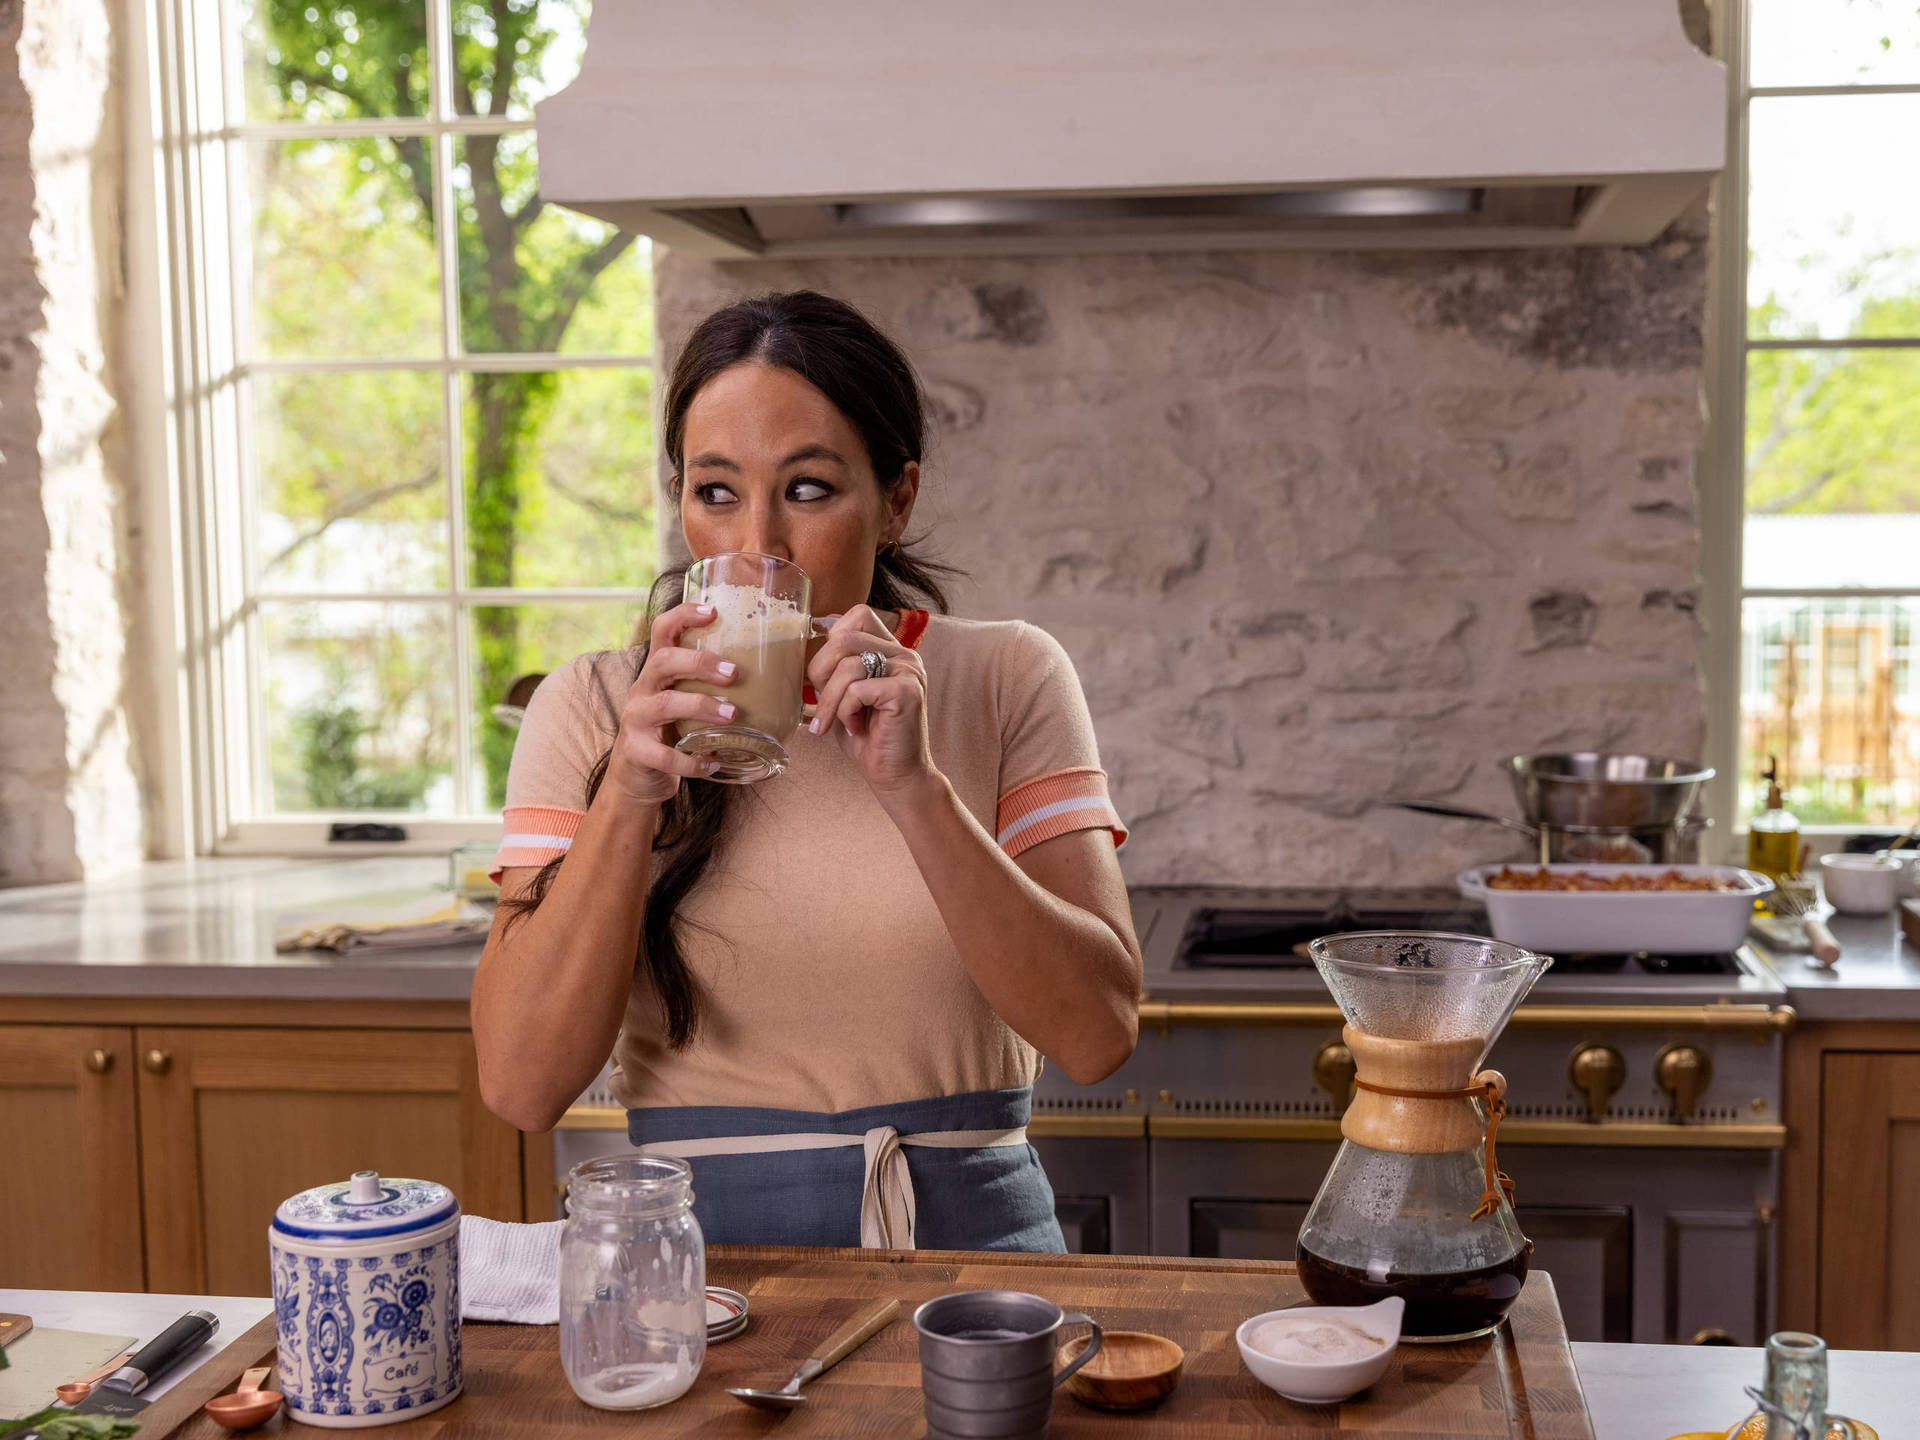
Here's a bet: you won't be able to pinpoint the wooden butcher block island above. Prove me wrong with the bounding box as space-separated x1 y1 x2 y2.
159 1248 1595 1439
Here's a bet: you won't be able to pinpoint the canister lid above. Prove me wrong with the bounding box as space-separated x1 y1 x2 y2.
272 1169 458 1241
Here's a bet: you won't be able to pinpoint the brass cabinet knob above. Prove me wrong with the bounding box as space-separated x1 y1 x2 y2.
1313 1041 1357 1114
1654 1044 1711 1120
84 1048 113 1074
1689 1327 1738 1346
1567 1044 1626 1121
142 1049 173 1075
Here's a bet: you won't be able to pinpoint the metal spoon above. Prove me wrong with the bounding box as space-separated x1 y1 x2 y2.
727 1297 899 1410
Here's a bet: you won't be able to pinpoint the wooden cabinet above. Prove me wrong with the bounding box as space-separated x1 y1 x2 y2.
0 1024 144 1291
1781 1021 1920 1349
1820 1053 1920 1350
0 1001 536 1294
138 1027 522 1295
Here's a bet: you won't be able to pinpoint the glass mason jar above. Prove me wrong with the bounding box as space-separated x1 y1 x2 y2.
559 1155 706 1410
1761 1330 1828 1440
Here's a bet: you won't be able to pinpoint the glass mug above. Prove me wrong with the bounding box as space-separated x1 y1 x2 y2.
672 552 825 783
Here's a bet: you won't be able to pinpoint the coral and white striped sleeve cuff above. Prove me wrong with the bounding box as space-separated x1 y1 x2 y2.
995 767 1128 859
490 805 586 879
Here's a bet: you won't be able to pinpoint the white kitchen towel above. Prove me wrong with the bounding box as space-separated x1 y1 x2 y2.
458 1215 562 1324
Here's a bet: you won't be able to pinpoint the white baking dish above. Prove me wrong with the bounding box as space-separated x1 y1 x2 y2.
1457 863 1774 955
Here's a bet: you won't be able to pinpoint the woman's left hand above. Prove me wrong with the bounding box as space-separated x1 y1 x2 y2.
807 606 937 801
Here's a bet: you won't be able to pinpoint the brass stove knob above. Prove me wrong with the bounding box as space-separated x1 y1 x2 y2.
1655 1044 1712 1120
1314 1041 1357 1114
1568 1044 1625 1121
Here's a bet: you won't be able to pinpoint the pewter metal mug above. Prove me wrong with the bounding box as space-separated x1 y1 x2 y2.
913 1291 1102 1440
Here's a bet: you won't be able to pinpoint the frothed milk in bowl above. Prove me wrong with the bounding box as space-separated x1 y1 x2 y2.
673 553 816 783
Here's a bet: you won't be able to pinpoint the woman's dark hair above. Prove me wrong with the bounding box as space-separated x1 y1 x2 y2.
503 290 958 1049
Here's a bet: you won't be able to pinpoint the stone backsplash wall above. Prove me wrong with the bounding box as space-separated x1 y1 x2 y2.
654 228 1710 887
0 0 143 886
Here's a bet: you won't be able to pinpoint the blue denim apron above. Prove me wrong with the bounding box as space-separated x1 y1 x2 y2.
626 1086 1066 1252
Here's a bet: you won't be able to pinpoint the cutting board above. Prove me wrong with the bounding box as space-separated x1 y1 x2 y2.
158 1247 1594 1439
0 1327 136 1421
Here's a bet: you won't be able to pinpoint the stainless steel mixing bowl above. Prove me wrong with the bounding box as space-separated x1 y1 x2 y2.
1504 753 1713 831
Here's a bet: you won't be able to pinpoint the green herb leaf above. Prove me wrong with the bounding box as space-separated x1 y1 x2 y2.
0 1406 139 1440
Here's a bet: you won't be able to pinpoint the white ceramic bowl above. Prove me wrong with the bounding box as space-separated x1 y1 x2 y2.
1235 1297 1404 1405
1820 853 1904 915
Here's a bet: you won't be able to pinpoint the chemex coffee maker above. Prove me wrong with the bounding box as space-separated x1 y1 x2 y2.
1295 931 1551 1342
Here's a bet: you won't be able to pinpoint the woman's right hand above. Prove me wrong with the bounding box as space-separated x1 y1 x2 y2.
605 602 737 807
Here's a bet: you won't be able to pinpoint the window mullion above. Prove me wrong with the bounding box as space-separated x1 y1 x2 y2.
1750 82 1920 99
1700 0 1753 848
244 353 655 372
1746 336 1920 351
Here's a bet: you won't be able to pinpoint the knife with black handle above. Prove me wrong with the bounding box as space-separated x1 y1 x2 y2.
71 1309 220 1417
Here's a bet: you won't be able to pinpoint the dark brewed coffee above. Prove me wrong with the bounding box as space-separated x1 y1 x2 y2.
943 1328 1032 1342
1295 1241 1533 1340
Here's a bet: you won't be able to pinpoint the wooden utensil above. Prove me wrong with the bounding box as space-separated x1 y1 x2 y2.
1058 1329 1184 1411
726 1296 899 1410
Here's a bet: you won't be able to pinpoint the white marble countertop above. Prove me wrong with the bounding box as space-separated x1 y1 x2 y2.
2 857 1916 1018
1571 1339 1912 1438
0 1289 275 1414
7 1286 1915 1438
0 857 486 1001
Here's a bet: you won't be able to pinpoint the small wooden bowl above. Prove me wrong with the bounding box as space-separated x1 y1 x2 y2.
1058 1330 1185 1411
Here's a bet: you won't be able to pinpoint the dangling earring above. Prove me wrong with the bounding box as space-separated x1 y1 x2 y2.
878 540 901 558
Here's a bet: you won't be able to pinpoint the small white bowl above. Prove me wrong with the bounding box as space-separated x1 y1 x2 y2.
1236 1297 1404 1405
1820 853 1904 915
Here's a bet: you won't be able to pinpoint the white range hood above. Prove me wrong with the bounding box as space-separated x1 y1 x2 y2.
536 0 1725 258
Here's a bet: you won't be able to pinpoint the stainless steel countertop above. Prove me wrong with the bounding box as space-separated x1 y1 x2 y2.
2 860 1916 1018
1754 908 1920 1021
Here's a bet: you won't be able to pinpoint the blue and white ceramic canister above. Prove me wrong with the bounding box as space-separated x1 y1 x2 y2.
269 1170 462 1427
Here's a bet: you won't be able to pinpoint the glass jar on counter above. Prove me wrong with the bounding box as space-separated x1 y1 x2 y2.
559 1154 706 1410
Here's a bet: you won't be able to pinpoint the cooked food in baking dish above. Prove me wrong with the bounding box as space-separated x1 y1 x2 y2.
1483 867 1745 893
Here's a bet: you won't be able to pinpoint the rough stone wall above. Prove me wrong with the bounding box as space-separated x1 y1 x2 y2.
0 0 143 886
653 232 1710 888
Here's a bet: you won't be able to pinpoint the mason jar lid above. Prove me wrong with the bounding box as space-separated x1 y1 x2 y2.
272 1169 458 1242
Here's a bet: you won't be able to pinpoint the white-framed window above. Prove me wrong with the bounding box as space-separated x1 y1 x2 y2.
138 0 654 852
1708 0 1920 838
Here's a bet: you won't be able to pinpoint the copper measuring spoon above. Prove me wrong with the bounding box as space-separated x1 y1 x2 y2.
202 1365 284 1431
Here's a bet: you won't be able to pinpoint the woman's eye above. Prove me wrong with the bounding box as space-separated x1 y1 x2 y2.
788 479 833 501
694 482 738 505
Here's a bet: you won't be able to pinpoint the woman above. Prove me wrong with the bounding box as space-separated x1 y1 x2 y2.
472 290 1140 1252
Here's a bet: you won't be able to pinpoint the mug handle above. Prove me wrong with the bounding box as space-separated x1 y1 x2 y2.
1052 1314 1103 1389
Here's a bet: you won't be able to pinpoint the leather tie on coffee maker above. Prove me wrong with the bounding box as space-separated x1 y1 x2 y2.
1352 1071 1513 1222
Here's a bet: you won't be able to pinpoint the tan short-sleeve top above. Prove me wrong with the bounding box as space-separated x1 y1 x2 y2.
491 611 1126 1114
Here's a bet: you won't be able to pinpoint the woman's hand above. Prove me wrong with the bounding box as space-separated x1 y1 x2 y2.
606 602 738 807
808 606 938 802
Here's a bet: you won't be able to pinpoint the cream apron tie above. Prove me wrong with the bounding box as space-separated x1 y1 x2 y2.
638 1125 1029 1250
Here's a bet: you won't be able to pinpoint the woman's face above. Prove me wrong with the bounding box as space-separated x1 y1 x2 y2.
678 362 918 618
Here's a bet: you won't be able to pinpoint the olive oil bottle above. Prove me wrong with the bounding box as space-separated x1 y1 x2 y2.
1746 755 1800 884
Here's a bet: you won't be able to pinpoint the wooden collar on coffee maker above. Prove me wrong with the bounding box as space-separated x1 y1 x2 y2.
1342 1025 1514 1223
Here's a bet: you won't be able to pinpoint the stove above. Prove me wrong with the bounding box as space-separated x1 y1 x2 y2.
1174 898 1752 982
